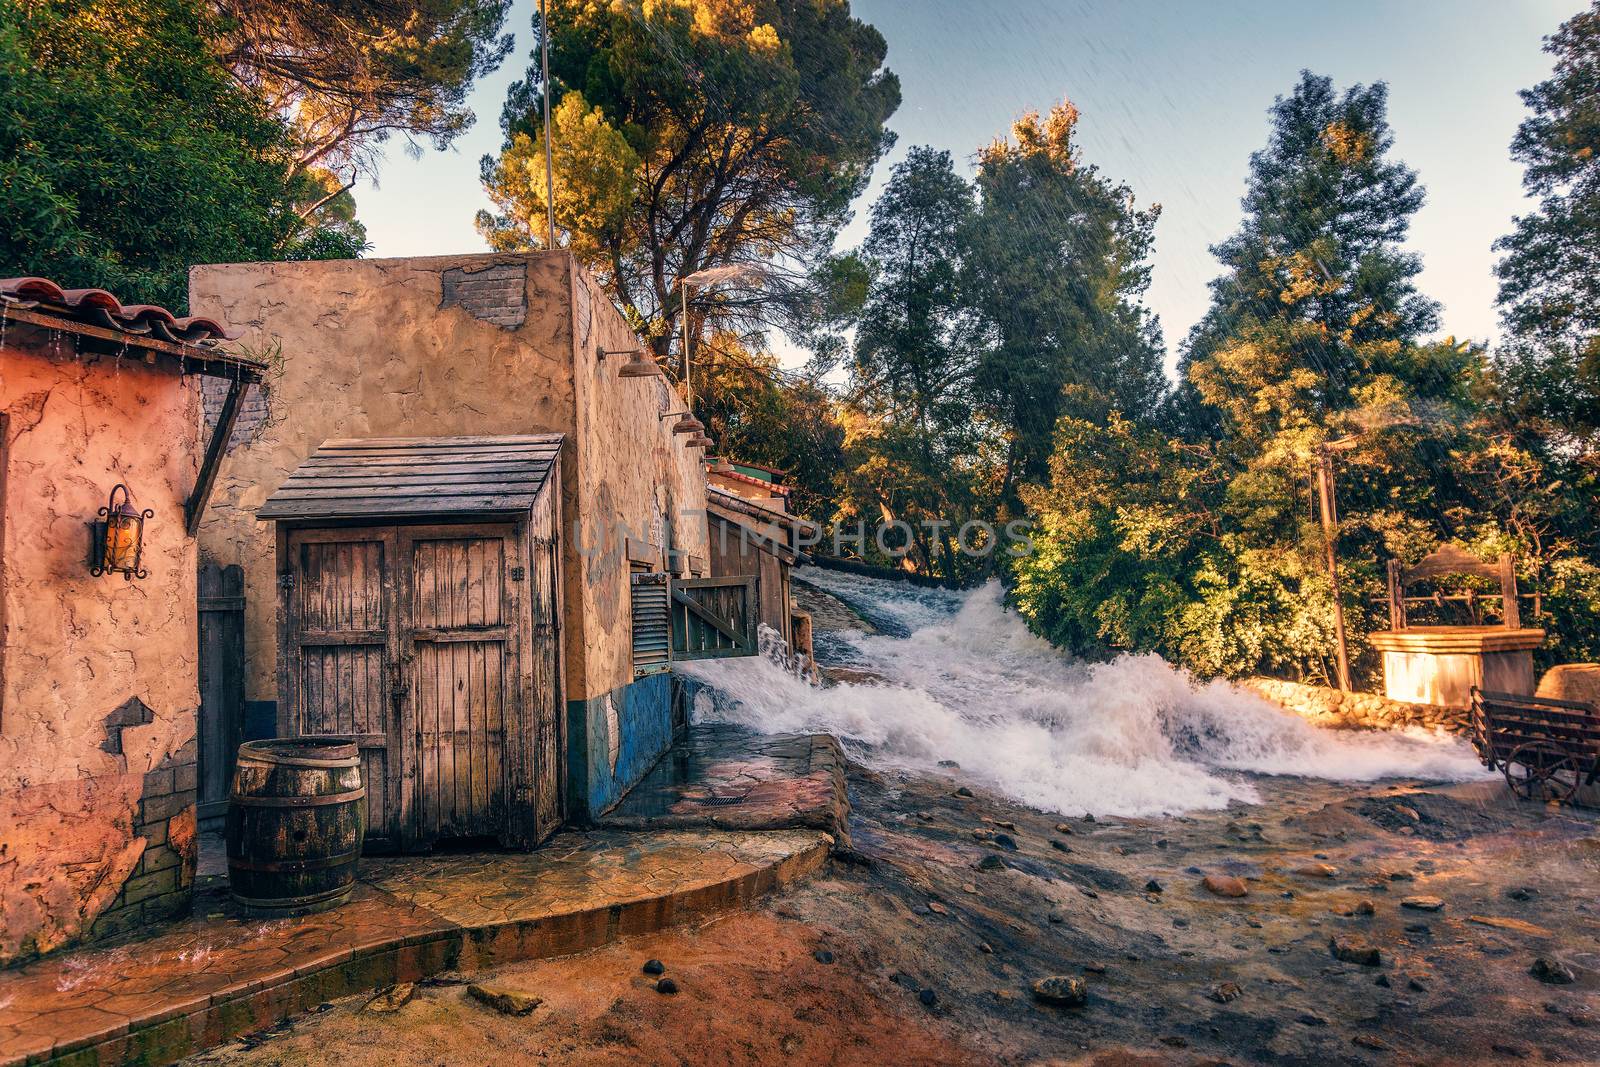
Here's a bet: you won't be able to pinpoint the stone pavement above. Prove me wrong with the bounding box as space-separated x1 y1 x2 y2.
601 724 851 843
0 728 842 1067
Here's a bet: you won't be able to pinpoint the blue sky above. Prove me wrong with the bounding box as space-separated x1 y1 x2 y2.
353 0 1574 365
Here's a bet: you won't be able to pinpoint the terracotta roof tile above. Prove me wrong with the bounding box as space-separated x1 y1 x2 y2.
0 276 240 343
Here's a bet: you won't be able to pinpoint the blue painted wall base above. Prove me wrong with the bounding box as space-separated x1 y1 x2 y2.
565 671 687 823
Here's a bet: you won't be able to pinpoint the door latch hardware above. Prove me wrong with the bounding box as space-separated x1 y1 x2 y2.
509 566 525 582
278 572 296 591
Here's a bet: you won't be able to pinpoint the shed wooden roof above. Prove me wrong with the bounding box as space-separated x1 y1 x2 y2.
259 435 563 521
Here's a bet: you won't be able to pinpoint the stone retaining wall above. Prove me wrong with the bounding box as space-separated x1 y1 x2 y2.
1242 677 1469 735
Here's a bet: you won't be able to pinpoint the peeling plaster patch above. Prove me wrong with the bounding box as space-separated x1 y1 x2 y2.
576 278 593 351
100 697 154 756
439 263 527 328
606 694 621 773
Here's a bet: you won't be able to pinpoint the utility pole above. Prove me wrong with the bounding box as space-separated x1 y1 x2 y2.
540 0 556 248
1314 444 1354 692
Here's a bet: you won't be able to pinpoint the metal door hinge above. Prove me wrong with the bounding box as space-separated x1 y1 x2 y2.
509 566 525 582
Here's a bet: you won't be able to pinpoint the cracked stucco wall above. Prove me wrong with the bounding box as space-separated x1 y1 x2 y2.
0 334 202 964
188 252 712 825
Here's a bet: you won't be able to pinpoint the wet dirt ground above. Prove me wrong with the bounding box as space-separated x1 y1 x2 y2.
188 584 1600 1066
186 764 1600 1067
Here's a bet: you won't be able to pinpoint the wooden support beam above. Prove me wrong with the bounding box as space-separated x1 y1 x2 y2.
186 378 244 535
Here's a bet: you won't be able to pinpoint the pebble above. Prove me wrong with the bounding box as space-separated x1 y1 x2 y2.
1329 936 1382 966
467 983 543 1016
992 833 1018 851
1531 957 1577 984
642 959 666 975
1083 962 1107 974
993 820 1018 831
1031 975 1088 1007
976 854 1006 871
1202 874 1248 898
813 950 835 964
1355 899 1376 916
1374 974 1391 987
656 978 678 995
1144 879 1164 894
938 759 961 768
953 786 975 798
1408 977 1428 992
978 942 994 954
1051 839 1073 853
1297 1013 1328 1026
1401 895 1445 911
1047 911 1066 924
1507 886 1540 901
918 988 938 1008
1208 981 1243 1003
1353 1034 1390 1051
915 811 935 821
927 901 950 915
1054 823 1075 835
962 882 978 894
1083 813 1096 823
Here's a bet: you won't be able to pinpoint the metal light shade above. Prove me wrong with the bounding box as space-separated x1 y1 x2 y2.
618 351 663 378
671 414 704 435
686 433 715 449
91 483 153 580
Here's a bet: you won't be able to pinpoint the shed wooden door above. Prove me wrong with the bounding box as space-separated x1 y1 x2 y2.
279 528 403 849
401 526 517 843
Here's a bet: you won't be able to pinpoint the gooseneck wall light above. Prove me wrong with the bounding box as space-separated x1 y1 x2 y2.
90 483 153 580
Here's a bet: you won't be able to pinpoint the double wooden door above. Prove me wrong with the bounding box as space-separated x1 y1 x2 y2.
278 522 558 850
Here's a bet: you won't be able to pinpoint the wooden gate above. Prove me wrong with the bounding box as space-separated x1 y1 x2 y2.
197 563 246 828
670 575 758 660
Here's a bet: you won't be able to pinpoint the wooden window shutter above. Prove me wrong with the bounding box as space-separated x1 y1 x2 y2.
631 571 671 677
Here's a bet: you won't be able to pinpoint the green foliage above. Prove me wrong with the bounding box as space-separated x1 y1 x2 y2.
0 0 298 307
481 0 900 354
1018 70 1600 683
966 103 1167 500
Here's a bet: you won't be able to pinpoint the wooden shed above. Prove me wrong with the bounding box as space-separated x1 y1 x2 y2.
258 435 564 852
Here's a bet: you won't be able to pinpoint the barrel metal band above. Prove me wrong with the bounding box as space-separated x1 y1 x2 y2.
241 753 360 769
227 848 363 874
228 787 366 808
230 883 355 911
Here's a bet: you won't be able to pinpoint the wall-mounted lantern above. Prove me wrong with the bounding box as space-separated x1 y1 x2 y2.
89 483 154 580
686 432 715 449
598 345 663 379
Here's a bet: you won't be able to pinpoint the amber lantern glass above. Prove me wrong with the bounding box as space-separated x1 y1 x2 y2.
93 484 153 580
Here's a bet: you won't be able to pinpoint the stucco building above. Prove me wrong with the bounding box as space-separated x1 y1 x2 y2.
0 278 262 964
187 252 733 832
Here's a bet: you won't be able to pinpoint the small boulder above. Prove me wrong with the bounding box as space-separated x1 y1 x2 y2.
992 833 1018 851
1401 896 1445 912
1203 874 1248 898
976 854 1006 871
467 983 542 1016
953 786 975 798
938 759 961 768
1531 957 1577 985
918 987 938 1008
978 941 994 954
642 959 666 975
363 983 416 1014
1031 975 1088 1007
1294 863 1338 879
1144 879 1164 894
1329 936 1381 967
1051 839 1073 853
1054 823 1075 835
813 949 836 964
656 977 679 995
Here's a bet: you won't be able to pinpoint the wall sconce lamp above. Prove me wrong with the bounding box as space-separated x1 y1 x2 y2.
686 432 715 449
659 410 704 435
598 345 663 379
89 483 153 580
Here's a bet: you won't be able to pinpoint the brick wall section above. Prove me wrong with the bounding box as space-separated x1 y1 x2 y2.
201 377 272 450
87 739 200 943
439 262 527 328
1243 677 1469 735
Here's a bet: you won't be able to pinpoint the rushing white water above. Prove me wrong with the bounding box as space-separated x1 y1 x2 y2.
679 567 1490 818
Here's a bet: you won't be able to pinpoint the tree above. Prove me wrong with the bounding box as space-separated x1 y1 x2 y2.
1017 73 1600 683
844 147 988 576
212 0 513 208
478 0 900 360
0 0 300 307
964 101 1166 505
1494 2 1600 460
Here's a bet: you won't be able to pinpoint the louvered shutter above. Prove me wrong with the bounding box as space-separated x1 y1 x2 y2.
631 571 671 676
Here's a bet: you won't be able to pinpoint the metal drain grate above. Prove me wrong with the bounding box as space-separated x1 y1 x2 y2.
694 794 747 807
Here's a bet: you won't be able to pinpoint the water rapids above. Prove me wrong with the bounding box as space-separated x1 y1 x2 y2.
677 566 1489 818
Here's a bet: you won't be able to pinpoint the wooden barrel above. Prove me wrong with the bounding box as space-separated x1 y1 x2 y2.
226 738 365 916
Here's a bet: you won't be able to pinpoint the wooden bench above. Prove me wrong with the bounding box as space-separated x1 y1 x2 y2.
1471 687 1600 804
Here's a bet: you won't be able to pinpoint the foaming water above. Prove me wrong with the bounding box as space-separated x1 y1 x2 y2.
679 568 1490 818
